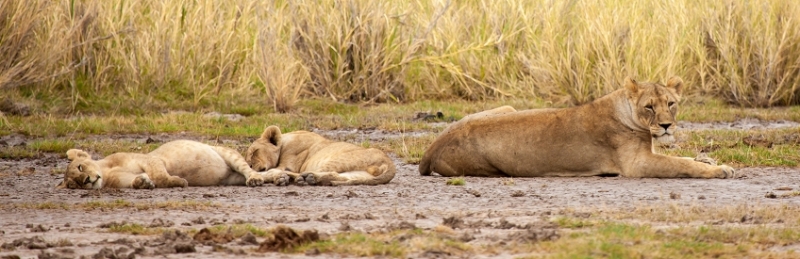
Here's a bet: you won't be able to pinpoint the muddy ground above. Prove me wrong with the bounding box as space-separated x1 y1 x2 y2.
1 119 799 258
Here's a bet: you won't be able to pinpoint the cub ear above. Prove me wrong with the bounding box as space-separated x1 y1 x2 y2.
261 125 282 146
66 149 90 161
666 76 683 96
623 77 639 94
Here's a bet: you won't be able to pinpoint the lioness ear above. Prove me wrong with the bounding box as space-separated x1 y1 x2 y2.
261 125 282 146
624 77 639 95
66 149 90 160
666 76 683 96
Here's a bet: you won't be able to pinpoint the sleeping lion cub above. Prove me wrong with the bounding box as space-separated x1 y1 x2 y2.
420 77 735 178
246 125 396 186
58 140 265 189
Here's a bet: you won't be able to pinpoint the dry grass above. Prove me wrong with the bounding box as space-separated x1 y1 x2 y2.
2 0 800 114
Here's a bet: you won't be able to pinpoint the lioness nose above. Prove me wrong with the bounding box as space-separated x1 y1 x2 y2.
658 123 672 130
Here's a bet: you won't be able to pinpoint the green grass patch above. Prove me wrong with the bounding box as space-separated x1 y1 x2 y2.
5 200 220 211
292 229 471 258
203 224 270 238
526 221 799 259
658 128 800 167
552 217 595 229
105 222 164 235
446 177 466 186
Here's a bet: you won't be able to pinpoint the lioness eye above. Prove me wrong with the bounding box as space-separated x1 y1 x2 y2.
645 105 654 110
668 101 675 107
77 165 83 172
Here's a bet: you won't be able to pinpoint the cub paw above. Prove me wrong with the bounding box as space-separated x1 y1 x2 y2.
246 175 264 187
133 175 155 189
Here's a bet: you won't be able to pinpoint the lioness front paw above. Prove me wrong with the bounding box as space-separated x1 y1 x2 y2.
275 173 291 186
694 153 718 165
718 165 736 179
301 173 317 186
246 175 264 187
133 175 155 189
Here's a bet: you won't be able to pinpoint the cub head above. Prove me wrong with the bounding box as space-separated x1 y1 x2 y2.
57 149 104 189
245 125 282 171
624 76 682 144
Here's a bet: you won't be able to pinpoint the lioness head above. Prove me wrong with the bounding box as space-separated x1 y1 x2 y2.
57 149 104 189
624 76 682 144
245 125 282 171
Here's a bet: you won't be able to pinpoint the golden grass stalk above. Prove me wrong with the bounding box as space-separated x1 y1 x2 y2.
3 0 800 109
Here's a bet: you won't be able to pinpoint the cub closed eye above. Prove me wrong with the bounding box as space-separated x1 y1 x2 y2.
645 105 654 110
77 165 83 172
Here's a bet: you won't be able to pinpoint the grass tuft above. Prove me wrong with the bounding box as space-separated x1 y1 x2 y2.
446 177 466 186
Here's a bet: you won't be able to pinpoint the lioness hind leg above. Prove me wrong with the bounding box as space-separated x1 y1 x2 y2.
297 172 342 186
132 174 155 189
165 175 189 188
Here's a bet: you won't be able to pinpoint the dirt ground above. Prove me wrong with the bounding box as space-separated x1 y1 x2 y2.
1 120 799 258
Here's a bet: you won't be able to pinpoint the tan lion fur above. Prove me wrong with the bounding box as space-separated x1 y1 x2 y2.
58 140 265 189
246 126 396 186
419 77 735 179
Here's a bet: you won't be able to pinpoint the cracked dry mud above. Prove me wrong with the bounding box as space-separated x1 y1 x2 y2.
1 122 799 258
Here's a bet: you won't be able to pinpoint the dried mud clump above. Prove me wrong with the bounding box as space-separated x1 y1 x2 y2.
442 216 466 229
1 236 68 250
144 229 195 255
193 228 235 245
92 247 139 259
257 225 320 252
148 218 175 228
507 222 560 243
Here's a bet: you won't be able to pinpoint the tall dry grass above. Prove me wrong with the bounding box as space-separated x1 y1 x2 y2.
2 0 800 112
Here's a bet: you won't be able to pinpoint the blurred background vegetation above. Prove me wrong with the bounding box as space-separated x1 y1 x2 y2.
2 0 799 115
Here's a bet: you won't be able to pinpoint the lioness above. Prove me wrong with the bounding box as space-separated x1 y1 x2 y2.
58 140 265 189
419 77 735 178
246 125 396 186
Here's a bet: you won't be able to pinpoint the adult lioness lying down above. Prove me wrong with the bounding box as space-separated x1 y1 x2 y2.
246 125 396 186
58 140 265 189
419 77 735 178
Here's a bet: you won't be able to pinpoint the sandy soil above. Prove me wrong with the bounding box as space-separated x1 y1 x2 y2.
1 121 799 258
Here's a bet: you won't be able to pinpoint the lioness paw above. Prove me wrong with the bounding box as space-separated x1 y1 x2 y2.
694 153 717 165
246 175 264 187
719 165 736 179
133 175 155 189
301 173 317 186
275 173 291 186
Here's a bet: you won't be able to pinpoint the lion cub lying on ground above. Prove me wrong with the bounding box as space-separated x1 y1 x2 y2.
420 77 735 178
58 140 265 189
246 125 396 186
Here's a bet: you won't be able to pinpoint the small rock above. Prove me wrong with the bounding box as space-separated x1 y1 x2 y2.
669 192 681 200
765 192 778 199
511 190 525 197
